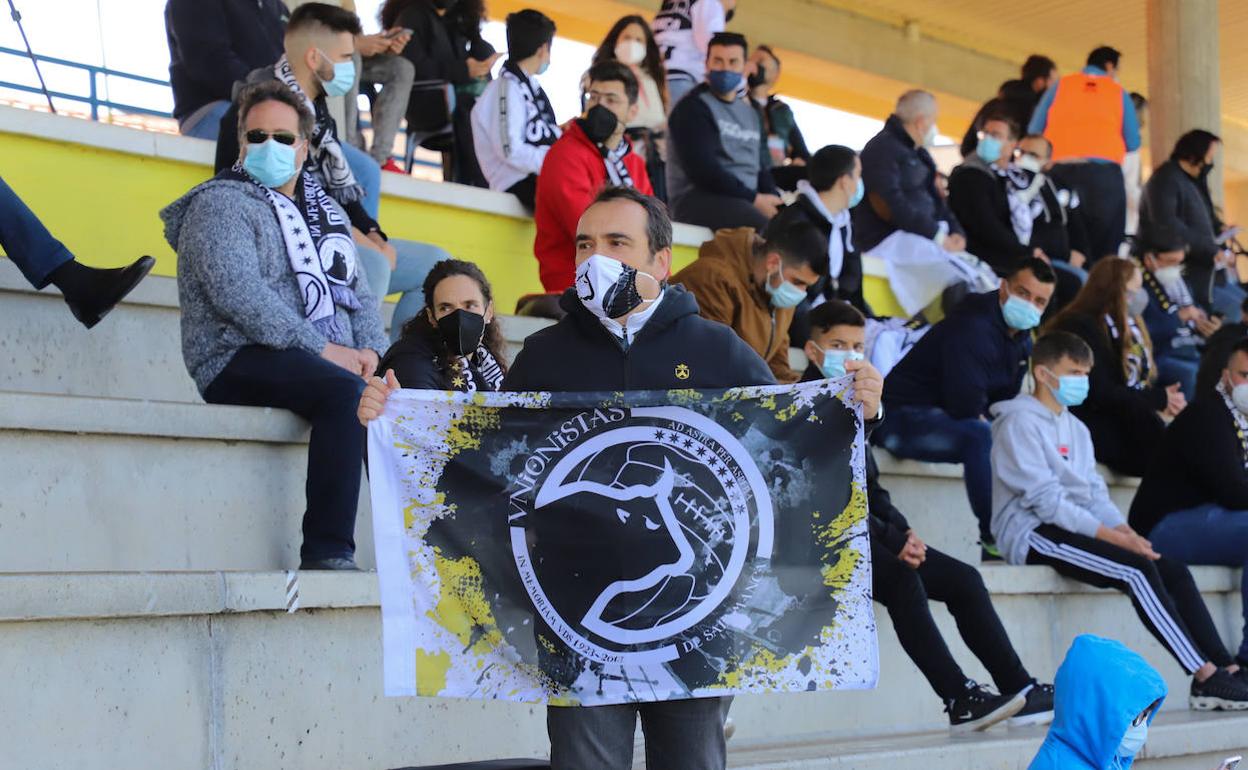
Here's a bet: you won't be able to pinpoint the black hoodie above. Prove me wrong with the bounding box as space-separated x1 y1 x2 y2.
503 285 776 392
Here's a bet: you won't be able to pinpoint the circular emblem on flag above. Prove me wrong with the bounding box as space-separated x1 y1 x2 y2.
318 233 356 285
512 405 774 663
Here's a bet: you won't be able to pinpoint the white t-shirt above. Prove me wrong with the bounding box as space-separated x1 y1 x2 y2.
652 0 726 83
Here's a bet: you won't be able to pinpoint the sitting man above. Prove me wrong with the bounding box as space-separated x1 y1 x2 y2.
1197 295 1248 396
471 9 561 209
769 144 869 346
212 2 449 341
163 80 388 570
1016 134 1090 286
874 257 1055 559
856 90 993 316
802 300 1054 732
671 219 827 383
1131 337 1248 671
991 331 1248 709
1140 245 1221 400
534 60 652 293
747 44 810 191
666 32 782 232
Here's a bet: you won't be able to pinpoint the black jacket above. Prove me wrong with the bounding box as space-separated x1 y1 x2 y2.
947 159 1031 276
378 316 504 391
1129 394 1248 535
213 72 381 237
165 0 287 123
882 291 1031 420
770 194 869 345
503 285 776 392
1138 160 1220 270
1028 174 1090 264
800 364 909 553
1197 322 1248 397
855 115 963 253
1048 311 1167 476
392 2 489 131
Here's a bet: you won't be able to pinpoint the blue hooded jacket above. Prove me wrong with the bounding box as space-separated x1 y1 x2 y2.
1029 635 1167 770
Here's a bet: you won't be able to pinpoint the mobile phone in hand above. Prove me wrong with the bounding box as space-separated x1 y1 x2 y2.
1217 756 1242 770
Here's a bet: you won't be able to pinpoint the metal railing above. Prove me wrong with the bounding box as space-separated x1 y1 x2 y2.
0 45 173 120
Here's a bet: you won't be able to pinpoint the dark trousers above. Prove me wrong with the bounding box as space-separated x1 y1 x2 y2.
203 346 367 562
547 697 726 770
0 174 74 288
873 540 1033 700
671 190 770 232
507 175 538 210
1025 524 1233 673
1050 162 1126 261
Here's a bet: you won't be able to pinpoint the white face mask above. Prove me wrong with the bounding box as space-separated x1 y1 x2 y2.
575 253 662 322
922 122 938 147
1017 154 1044 174
1153 265 1183 287
614 39 646 66
1232 382 1248 415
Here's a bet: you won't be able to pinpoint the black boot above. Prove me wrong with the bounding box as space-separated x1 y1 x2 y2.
49 256 156 329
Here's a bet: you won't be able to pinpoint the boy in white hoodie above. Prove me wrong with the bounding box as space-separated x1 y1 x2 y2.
990 331 1248 710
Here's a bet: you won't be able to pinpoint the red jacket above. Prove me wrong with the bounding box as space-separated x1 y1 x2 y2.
533 121 653 292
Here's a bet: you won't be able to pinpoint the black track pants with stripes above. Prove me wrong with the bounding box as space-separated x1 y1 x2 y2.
1025 524 1234 673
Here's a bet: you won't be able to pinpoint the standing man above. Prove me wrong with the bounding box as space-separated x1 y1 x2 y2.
652 0 736 108
534 61 651 292
1029 46 1141 262
666 32 781 232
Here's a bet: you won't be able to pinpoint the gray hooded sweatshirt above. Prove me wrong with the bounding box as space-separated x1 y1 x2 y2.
160 178 388 395
989 393 1126 565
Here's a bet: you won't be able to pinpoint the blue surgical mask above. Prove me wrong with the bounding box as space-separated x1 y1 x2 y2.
707 69 743 95
318 50 356 97
1042 367 1089 407
243 138 299 188
820 348 865 379
1001 293 1042 331
1116 719 1148 761
765 269 806 309
976 135 1004 163
537 58 550 75
849 177 865 208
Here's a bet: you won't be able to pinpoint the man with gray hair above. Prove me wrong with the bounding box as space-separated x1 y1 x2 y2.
855 89 996 316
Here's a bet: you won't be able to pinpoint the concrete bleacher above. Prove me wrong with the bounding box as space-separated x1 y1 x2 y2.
3 257 1246 769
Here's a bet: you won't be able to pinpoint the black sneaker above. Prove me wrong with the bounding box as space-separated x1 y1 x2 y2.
1008 683 1055 727
1190 668 1248 711
944 681 1027 732
299 556 360 571
980 539 1004 563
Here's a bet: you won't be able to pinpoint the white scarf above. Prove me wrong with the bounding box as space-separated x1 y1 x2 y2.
796 179 853 280
274 56 363 203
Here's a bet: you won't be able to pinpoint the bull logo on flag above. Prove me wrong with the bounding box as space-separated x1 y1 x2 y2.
368 381 878 706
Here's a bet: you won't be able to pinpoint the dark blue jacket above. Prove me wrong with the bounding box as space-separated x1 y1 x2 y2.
854 114 963 253
165 0 288 123
882 291 1031 420
1140 269 1200 363
503 285 776 392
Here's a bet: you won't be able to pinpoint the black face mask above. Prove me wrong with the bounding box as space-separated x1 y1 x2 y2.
432 0 460 11
1202 161 1216 177
724 8 735 22
579 104 620 145
436 308 486 357
747 63 767 90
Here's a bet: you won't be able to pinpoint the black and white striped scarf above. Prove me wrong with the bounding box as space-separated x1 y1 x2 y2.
602 139 634 187
499 60 558 156
274 55 364 204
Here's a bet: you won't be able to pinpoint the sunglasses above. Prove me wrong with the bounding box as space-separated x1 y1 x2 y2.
245 129 299 146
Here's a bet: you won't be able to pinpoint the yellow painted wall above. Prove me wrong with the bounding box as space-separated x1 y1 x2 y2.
1 128 902 316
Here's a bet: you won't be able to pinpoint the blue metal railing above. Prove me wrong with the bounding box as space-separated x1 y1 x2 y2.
0 45 173 120
0 45 437 170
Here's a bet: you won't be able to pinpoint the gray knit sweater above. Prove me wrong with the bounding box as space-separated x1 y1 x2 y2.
160 179 389 395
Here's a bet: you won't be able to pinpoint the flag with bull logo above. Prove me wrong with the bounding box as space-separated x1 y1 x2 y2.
368 379 877 705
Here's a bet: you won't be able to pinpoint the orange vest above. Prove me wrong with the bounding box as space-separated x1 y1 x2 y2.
1044 72 1127 164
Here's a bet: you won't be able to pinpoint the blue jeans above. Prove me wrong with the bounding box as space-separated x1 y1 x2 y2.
180 100 231 141
355 239 450 342
1157 352 1200 401
342 141 382 220
1213 279 1248 322
873 404 994 540
0 174 74 288
547 697 727 770
1149 503 1248 662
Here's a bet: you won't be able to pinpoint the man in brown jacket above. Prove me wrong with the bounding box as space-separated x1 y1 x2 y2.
672 222 827 382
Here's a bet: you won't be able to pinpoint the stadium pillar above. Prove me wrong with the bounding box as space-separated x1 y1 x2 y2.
1146 0 1222 201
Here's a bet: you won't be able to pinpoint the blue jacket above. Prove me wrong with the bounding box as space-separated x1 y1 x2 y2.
854 114 963 253
882 291 1031 420
1028 66 1141 161
1140 269 1200 363
1029 635 1166 770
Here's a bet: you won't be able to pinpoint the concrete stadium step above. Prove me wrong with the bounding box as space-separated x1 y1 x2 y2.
0 258 552 404
2 570 1242 770
0 387 1145 572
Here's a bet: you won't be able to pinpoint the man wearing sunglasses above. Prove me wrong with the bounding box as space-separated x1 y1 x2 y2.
214 2 449 342
165 80 389 571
